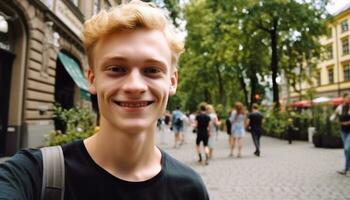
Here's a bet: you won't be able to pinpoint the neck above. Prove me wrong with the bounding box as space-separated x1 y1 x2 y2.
84 119 161 181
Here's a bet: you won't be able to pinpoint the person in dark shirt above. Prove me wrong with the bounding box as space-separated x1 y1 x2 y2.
332 93 350 177
246 104 263 157
194 103 211 165
0 1 209 199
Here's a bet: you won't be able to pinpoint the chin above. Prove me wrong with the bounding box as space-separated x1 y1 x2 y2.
119 120 154 133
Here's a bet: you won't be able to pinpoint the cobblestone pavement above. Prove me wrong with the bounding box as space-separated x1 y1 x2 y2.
156 128 350 200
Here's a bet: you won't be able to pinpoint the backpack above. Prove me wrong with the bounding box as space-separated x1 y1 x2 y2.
40 146 65 200
173 112 183 127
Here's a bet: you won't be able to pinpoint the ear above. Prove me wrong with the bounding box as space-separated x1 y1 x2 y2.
87 68 97 95
169 70 178 96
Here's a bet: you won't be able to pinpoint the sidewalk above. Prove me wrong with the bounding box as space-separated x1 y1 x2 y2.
157 128 350 200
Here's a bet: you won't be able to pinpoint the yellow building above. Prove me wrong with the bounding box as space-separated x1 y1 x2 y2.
289 4 350 101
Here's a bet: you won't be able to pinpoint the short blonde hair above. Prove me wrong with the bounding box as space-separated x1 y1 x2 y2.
83 0 184 68
206 104 215 113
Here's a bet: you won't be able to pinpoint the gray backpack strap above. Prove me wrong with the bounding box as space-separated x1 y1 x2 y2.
40 146 65 200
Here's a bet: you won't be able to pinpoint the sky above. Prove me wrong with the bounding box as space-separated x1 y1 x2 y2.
326 0 350 14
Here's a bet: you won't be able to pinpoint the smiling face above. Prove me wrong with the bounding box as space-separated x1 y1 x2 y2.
88 28 177 133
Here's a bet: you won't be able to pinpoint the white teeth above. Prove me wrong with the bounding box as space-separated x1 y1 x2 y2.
119 102 148 107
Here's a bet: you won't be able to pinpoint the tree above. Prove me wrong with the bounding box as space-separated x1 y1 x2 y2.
243 0 329 108
177 0 329 113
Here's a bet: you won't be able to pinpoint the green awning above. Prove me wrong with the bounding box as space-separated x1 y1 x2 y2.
58 52 89 93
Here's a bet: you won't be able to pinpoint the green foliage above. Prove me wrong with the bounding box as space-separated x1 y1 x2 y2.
45 104 96 146
262 106 310 139
313 105 339 136
262 108 290 138
179 0 329 111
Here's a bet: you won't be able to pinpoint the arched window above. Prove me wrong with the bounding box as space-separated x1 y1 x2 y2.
0 14 10 51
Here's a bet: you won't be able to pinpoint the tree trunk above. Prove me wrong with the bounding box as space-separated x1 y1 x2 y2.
238 75 249 106
204 88 210 103
249 72 258 111
215 64 226 105
270 26 279 108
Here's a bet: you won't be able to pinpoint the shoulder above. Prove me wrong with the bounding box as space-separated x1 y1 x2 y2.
0 148 42 199
0 148 43 174
161 151 208 196
162 150 197 177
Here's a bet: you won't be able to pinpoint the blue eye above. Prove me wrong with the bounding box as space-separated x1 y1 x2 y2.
107 66 127 73
144 67 161 74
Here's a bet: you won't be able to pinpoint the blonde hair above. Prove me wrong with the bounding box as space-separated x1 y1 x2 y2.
206 104 215 113
83 0 184 68
234 102 245 114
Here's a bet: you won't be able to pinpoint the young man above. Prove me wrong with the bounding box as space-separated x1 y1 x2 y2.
0 1 209 199
246 104 263 156
171 106 184 148
194 103 211 165
332 93 350 177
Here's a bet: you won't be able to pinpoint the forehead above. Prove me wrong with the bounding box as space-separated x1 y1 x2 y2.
92 29 172 69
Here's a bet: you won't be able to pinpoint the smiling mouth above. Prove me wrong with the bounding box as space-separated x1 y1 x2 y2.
113 101 154 108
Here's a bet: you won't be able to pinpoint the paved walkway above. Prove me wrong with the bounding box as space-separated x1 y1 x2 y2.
157 128 350 200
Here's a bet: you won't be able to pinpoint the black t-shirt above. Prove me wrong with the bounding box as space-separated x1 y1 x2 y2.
340 104 350 132
0 140 209 200
248 111 263 132
196 113 211 135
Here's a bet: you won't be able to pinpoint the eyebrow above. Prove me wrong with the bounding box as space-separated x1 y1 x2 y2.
99 56 168 68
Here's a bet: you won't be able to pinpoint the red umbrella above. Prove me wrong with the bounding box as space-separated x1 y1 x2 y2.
291 100 311 108
331 97 344 105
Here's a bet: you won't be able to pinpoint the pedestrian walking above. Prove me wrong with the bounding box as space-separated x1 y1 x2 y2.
0 1 209 199
206 104 220 159
157 116 166 144
229 102 247 158
194 103 211 165
181 112 191 145
171 106 185 148
189 112 197 133
246 103 263 156
330 93 350 177
285 118 296 144
226 111 232 141
164 111 171 132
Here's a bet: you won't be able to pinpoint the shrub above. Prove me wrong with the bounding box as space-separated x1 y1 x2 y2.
313 105 339 137
262 109 289 138
45 104 96 146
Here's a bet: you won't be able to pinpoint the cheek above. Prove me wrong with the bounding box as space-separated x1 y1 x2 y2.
150 82 170 98
95 77 120 98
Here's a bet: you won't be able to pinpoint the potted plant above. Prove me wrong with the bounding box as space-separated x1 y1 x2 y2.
313 105 343 148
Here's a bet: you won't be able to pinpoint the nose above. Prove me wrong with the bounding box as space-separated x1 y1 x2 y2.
122 69 147 94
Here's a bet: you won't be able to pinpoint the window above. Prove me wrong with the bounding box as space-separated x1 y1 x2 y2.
327 27 332 38
70 0 79 7
328 67 334 84
93 0 100 15
341 20 349 33
344 64 350 81
0 14 12 51
342 38 349 55
104 0 111 10
325 45 333 60
43 0 54 9
316 71 321 86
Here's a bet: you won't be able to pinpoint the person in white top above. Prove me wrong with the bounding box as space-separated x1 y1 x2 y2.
206 104 220 159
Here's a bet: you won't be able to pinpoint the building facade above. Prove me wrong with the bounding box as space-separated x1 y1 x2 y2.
0 0 124 156
289 5 350 101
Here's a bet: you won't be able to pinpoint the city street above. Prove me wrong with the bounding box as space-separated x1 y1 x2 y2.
157 128 350 200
